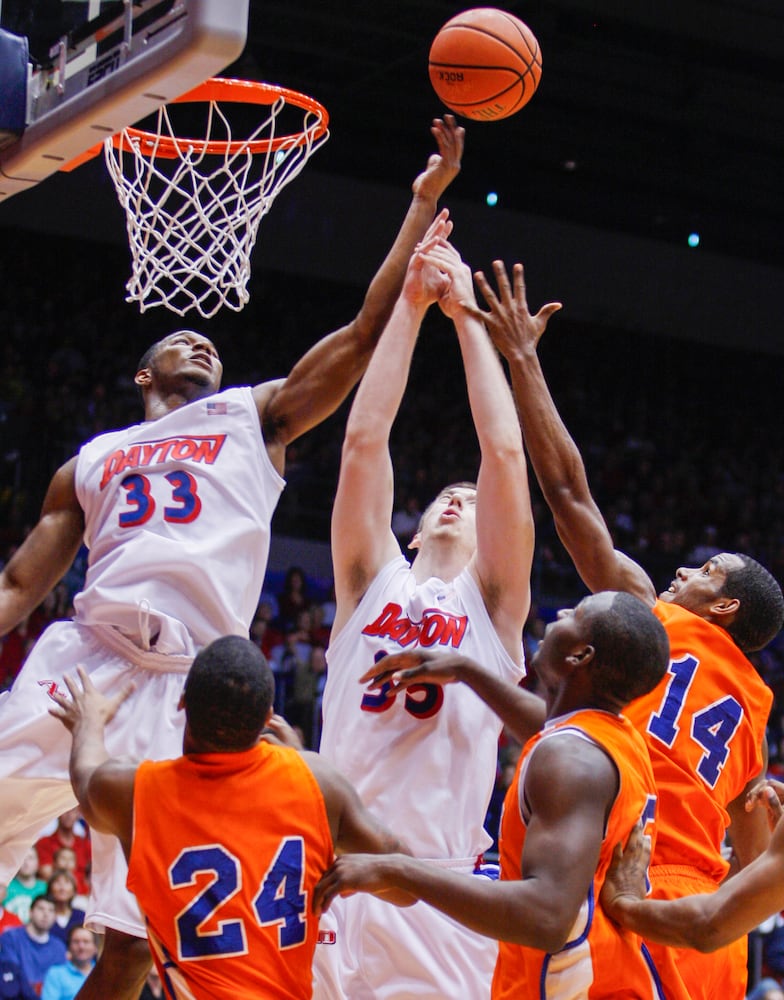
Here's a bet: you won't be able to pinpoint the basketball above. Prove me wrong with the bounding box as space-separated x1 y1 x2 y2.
428 8 542 122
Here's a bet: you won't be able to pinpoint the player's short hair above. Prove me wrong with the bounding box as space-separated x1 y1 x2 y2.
418 481 478 533
183 636 274 751
721 554 784 653
136 339 163 375
30 894 54 911
136 331 203 374
586 592 670 705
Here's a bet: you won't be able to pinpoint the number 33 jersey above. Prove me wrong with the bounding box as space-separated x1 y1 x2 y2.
73 387 284 652
128 742 333 1000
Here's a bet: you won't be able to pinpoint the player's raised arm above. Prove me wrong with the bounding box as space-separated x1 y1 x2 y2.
329 222 452 630
0 457 85 635
255 116 464 465
48 667 136 858
425 242 533 660
473 260 655 604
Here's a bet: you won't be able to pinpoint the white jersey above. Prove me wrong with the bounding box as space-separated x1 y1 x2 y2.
73 386 284 654
320 555 525 860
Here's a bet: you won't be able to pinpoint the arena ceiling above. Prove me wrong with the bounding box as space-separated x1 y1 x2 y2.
224 0 783 268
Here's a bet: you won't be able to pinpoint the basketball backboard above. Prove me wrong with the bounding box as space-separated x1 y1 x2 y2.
0 0 249 200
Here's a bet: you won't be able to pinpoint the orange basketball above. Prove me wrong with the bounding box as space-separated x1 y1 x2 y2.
428 8 542 122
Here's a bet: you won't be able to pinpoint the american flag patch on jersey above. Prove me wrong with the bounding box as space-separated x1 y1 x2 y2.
206 401 227 415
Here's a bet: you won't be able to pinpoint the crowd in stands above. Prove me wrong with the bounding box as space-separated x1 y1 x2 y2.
1 230 784 993
0 810 92 997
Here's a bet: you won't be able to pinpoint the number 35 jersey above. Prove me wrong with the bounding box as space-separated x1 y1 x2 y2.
624 599 773 883
73 387 284 653
320 555 525 861
128 742 333 1000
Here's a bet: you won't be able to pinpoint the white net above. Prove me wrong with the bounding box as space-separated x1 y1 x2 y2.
103 82 329 318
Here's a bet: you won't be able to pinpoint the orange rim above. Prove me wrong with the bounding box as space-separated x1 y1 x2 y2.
112 78 329 159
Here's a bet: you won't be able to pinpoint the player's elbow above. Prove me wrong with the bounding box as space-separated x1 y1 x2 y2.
543 480 586 516
535 918 571 954
341 418 389 454
511 904 571 952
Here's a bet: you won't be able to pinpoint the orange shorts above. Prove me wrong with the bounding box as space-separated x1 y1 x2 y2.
644 865 748 1000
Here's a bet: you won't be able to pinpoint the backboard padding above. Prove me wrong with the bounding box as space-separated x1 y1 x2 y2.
0 0 249 200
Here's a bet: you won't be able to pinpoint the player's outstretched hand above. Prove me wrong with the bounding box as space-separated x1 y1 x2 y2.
600 822 651 923
359 650 468 690
261 714 304 750
412 115 465 201
473 260 562 358
48 665 134 733
418 240 476 319
313 854 414 914
746 779 784 832
403 209 453 307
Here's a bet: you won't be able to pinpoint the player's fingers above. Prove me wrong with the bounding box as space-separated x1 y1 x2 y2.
47 688 70 710
511 262 527 305
113 682 136 708
473 270 499 309
386 668 427 689
463 300 491 324
767 778 784 804
357 667 396 688
492 260 514 302
745 780 768 811
536 302 563 324
765 785 784 828
61 672 82 700
359 652 426 684
75 664 96 695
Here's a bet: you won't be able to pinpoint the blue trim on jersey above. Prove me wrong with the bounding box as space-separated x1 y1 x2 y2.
641 940 668 1000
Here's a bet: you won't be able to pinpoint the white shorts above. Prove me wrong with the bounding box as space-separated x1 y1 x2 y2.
0 620 191 937
312 865 498 1000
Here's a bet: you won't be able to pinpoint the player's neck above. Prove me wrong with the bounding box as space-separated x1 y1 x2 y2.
143 386 215 421
411 544 469 585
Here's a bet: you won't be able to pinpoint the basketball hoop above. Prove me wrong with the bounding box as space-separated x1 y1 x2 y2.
103 78 330 318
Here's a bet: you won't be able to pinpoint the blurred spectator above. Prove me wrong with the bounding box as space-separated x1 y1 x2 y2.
269 613 313 719
391 493 422 549
0 882 22 934
311 644 328 751
40 926 97 1000
319 584 337 632
0 953 35 1000
0 896 66 996
275 566 312 631
249 597 283 659
35 811 90 897
5 850 47 925
0 617 39 690
747 978 784 1000
45 873 84 947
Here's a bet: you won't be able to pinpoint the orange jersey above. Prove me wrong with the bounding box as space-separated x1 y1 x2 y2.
493 710 681 1000
127 742 333 1000
625 600 772 883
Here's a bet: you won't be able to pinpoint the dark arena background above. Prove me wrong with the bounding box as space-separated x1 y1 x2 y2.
1 1 783 989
